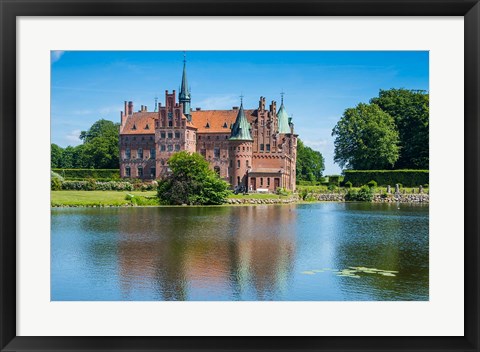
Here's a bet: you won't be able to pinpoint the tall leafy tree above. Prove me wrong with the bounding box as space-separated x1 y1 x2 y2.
371 89 429 169
51 143 64 168
296 139 325 182
157 151 231 205
52 119 120 169
332 103 400 170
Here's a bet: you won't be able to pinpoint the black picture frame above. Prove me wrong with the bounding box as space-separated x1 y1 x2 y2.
1 1 478 351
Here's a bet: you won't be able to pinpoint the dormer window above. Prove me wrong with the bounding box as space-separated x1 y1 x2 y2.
205 122 210 128
145 124 149 129
223 122 228 128
132 123 137 130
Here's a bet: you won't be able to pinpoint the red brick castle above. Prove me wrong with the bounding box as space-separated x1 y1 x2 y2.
119 58 298 192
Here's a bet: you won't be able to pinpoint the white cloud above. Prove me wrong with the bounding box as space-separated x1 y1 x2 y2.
65 129 82 145
196 94 238 110
303 139 329 151
51 50 65 63
72 109 93 116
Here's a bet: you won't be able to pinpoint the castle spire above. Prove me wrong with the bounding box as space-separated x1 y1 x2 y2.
229 97 253 141
179 51 191 121
277 92 291 134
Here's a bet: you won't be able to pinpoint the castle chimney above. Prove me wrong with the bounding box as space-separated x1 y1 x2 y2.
128 101 133 115
259 97 266 110
232 106 239 110
196 107 202 111
120 111 126 128
270 101 276 114
124 101 128 115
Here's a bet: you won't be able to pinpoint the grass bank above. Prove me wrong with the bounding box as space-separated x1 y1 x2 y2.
51 190 158 207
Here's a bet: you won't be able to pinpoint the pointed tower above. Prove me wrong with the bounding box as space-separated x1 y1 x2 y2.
179 53 191 121
277 92 291 134
228 98 253 191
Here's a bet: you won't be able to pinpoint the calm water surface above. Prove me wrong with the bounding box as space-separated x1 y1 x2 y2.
51 203 428 301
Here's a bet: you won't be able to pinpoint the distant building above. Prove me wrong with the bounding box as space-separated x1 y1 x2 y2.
119 58 298 192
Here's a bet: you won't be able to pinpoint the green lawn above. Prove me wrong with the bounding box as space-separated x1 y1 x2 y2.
227 193 285 200
51 190 157 206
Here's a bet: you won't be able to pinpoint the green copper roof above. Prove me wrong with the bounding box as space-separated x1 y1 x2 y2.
179 60 190 99
229 104 253 141
277 101 291 134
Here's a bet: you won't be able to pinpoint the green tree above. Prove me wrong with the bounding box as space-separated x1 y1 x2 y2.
157 151 231 205
296 139 325 182
332 103 400 170
51 143 64 168
371 89 429 169
80 119 120 169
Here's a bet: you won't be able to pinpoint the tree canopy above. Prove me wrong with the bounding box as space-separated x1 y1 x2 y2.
370 89 429 169
157 151 231 205
296 139 325 182
51 119 120 169
332 103 400 170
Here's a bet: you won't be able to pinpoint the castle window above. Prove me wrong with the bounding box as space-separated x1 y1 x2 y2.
200 149 206 158
168 132 173 139
225 136 228 140
150 167 156 178
266 144 270 152
150 136 153 141
125 167 131 177
237 176 241 186
260 144 264 151
161 132 166 138
214 147 220 158
175 145 180 151
168 121 173 127
161 159 165 166
137 167 143 177
267 178 270 186
198 136 201 140
237 160 240 168
175 132 180 139
125 148 131 159
167 145 173 152
246 160 249 167
137 148 143 159
230 160 233 167
150 148 156 159
242 146 245 151
160 145 166 151
260 178 263 186
207 136 211 140
142 137 144 141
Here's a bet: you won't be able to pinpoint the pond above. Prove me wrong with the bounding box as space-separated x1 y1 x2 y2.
51 202 428 301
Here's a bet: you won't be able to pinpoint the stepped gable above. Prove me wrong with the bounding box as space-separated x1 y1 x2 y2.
191 109 255 133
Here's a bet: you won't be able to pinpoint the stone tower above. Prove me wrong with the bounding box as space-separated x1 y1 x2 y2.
228 100 253 191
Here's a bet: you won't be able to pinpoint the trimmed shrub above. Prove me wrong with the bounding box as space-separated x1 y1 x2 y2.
344 181 353 188
52 169 120 180
62 181 134 191
327 175 342 185
366 180 377 189
343 170 428 187
345 185 373 202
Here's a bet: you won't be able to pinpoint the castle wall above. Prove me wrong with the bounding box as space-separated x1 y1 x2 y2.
196 132 231 179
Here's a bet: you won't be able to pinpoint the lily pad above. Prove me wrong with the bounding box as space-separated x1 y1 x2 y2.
301 271 316 275
312 270 324 273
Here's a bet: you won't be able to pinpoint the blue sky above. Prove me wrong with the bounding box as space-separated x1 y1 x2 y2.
51 51 428 175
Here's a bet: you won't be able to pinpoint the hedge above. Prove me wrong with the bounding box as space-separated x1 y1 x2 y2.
52 169 120 180
58 180 158 191
342 170 429 187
